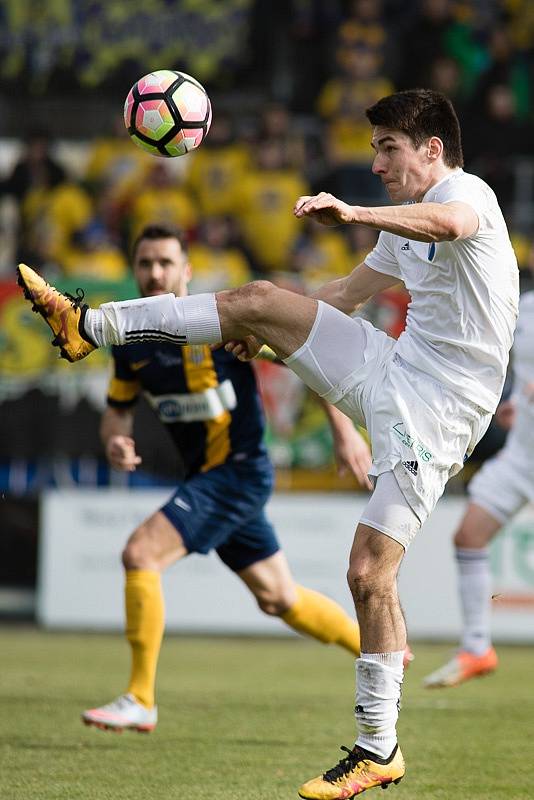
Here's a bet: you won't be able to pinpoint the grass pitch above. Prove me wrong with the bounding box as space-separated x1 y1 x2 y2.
1 629 533 799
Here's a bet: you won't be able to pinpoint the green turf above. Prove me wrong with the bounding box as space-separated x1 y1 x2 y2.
1 629 533 799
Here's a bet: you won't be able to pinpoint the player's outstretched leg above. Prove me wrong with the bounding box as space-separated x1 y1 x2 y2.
17 264 318 362
17 264 96 362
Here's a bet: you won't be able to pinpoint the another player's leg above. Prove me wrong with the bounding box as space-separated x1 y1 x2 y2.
82 511 187 733
299 472 417 798
238 550 361 656
423 502 502 689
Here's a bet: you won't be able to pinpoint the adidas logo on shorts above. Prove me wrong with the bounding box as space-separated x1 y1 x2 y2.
401 241 410 251
402 460 419 475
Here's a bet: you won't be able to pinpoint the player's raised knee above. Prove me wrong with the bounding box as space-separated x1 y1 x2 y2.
122 527 153 570
255 589 294 617
224 280 278 321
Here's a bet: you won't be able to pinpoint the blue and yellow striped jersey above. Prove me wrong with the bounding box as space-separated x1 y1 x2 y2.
108 342 267 477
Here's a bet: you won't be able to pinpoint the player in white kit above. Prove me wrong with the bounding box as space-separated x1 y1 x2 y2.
18 89 519 797
424 290 534 689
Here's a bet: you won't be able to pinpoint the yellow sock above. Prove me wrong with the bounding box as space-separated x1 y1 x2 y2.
125 569 164 709
281 585 360 656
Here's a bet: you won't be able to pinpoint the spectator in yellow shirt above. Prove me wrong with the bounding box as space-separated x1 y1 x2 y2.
234 139 309 273
84 116 149 201
21 180 94 271
188 216 253 293
1 128 65 205
258 102 307 171
336 0 391 71
290 219 352 292
129 163 198 246
186 112 251 217
318 47 393 203
61 220 128 281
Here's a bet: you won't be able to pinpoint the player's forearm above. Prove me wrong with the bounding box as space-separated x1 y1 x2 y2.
100 406 134 447
311 278 359 315
319 398 355 439
312 263 401 315
350 202 466 243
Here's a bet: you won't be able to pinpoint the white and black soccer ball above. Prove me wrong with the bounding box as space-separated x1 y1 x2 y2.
124 69 212 157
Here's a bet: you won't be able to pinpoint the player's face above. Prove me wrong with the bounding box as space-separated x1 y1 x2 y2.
133 238 192 298
371 127 437 202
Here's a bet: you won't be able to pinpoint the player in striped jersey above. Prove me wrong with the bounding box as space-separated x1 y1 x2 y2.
79 224 375 733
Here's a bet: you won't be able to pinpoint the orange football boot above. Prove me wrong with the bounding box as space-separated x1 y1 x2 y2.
423 646 498 688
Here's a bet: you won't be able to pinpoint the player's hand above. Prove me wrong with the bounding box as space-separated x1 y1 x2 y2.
106 435 142 471
294 192 355 226
225 335 263 361
333 427 373 490
495 398 516 430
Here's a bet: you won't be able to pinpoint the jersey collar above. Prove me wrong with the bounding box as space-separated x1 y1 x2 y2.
422 168 464 203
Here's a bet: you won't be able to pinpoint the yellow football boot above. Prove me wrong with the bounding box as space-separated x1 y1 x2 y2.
298 744 405 799
17 264 96 362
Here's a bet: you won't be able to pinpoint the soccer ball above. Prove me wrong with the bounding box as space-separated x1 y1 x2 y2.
124 70 212 157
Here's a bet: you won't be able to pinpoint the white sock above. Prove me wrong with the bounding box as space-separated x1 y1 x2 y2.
456 547 492 655
354 651 404 759
84 293 222 347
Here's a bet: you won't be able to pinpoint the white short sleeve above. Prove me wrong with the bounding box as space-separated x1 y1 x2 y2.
364 231 402 279
425 172 496 236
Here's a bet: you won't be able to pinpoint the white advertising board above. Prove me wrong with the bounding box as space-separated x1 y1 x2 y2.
38 489 534 641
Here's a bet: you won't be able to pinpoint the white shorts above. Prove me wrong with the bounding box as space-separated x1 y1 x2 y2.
359 470 421 549
284 301 492 545
468 445 534 525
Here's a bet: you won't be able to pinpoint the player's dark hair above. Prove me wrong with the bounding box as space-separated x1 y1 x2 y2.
131 224 188 262
366 89 464 168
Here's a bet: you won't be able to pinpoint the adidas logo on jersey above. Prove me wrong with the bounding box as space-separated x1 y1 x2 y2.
402 460 419 475
401 241 410 251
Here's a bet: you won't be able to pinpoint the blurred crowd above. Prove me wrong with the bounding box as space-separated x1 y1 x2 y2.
4 0 534 584
1 0 534 333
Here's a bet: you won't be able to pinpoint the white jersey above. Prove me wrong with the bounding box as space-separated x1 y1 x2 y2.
364 169 519 412
503 290 534 461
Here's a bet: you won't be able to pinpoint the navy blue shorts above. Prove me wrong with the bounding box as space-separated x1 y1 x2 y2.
160 454 280 572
